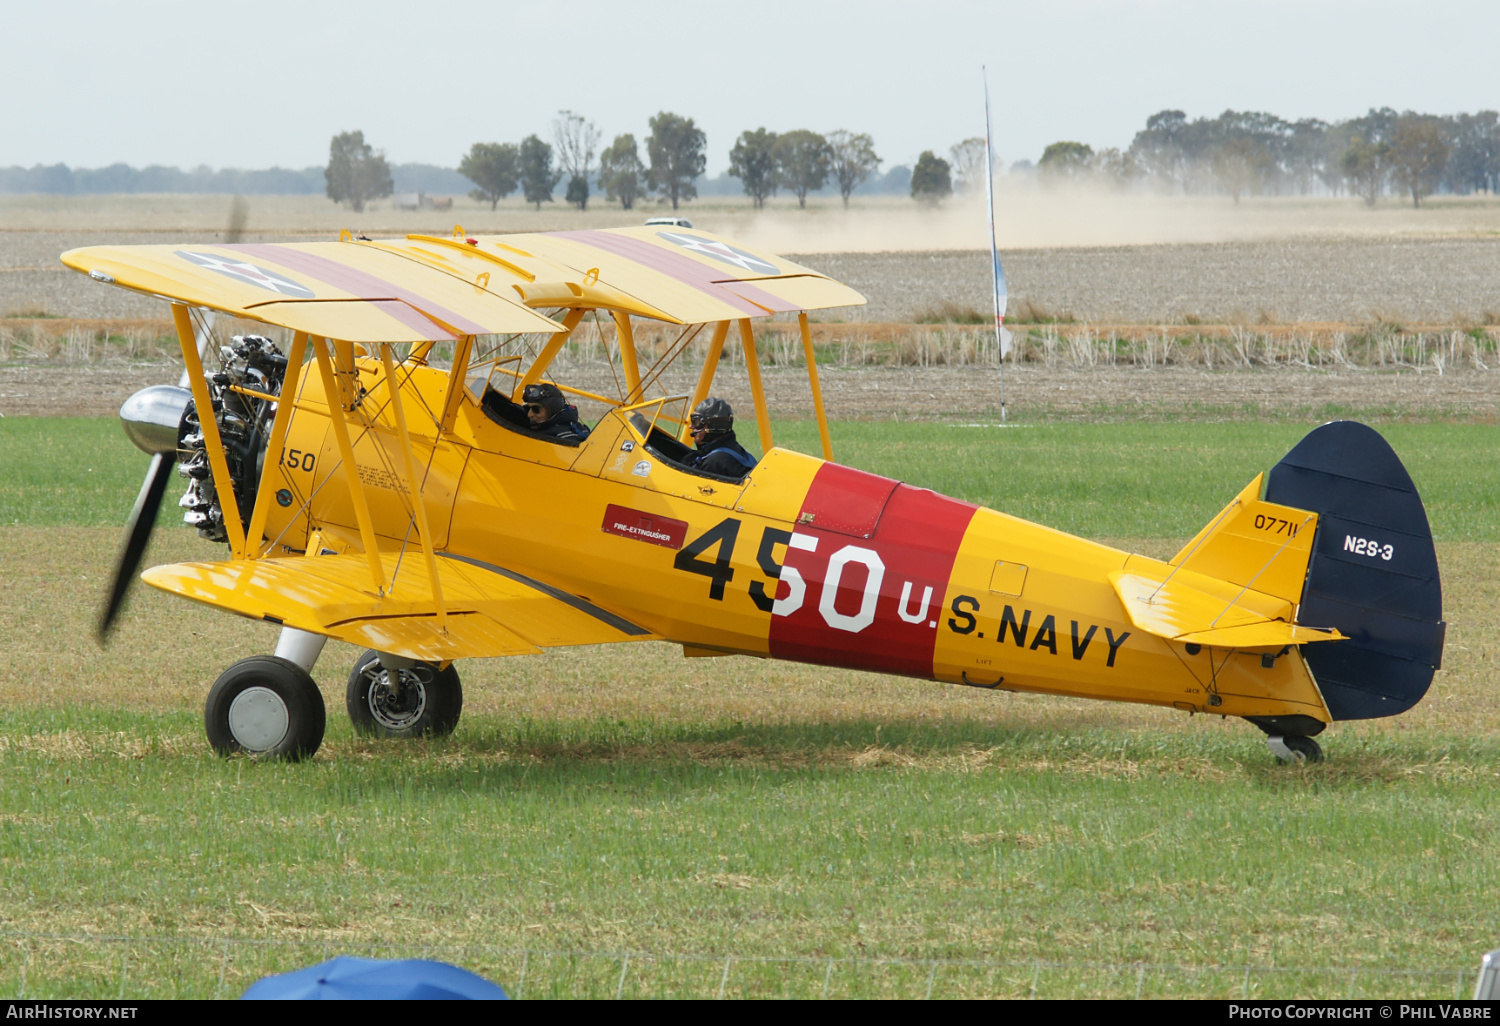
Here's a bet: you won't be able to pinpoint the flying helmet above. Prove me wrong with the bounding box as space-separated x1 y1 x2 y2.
522 382 567 419
690 397 733 434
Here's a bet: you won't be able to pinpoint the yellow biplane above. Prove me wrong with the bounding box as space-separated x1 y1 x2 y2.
65 226 1444 764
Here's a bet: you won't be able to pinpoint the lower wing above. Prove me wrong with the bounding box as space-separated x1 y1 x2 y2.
143 550 655 662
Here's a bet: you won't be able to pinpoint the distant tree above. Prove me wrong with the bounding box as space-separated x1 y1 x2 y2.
910 151 952 204
324 130 393 213
518 135 561 210
458 142 519 210
646 111 707 210
1284 118 1331 195
1341 135 1391 206
1445 111 1499 194
1347 108 1400 149
1093 147 1141 190
728 128 779 209
1388 114 1450 207
884 164 913 195
1129 110 1190 193
826 130 881 208
948 137 988 194
1316 121 1359 195
1210 135 1273 203
599 134 645 210
565 175 589 209
773 130 831 209
552 110 601 211
1038 141 1094 183
1213 111 1290 198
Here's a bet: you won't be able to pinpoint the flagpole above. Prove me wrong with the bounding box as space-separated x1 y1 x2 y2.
982 66 1010 423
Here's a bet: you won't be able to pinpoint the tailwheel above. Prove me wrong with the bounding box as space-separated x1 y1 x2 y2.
204 656 327 761
1267 735 1324 764
346 650 463 739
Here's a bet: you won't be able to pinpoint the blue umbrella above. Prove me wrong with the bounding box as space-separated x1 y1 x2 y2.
243 956 509 1000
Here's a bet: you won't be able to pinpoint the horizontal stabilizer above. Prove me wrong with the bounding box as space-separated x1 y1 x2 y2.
143 550 654 662
1109 568 1344 651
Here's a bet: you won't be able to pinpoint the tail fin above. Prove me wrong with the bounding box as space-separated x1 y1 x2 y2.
1171 471 1319 607
1108 475 1342 651
1264 421 1444 720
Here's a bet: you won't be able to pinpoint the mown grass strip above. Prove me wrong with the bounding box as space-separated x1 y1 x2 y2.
0 707 1495 998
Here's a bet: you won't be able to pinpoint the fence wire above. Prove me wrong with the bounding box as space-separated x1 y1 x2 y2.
0 931 1478 1000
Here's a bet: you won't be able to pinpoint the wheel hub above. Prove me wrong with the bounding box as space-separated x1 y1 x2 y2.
364 665 430 730
226 686 290 752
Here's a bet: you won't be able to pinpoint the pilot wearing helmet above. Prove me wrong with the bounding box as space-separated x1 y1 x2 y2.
685 397 756 479
482 382 591 442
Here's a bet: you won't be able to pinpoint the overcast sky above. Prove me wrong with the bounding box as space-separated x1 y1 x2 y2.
5 0 1496 175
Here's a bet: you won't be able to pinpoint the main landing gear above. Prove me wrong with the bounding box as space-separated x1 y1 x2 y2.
204 656 327 760
202 629 463 760
346 649 463 739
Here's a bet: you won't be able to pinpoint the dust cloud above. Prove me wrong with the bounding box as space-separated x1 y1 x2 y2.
728 183 1500 254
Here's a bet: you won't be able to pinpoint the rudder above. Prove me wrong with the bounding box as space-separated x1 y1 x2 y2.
1265 421 1444 720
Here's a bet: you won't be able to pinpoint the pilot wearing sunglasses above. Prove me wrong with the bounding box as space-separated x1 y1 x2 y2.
482 381 591 442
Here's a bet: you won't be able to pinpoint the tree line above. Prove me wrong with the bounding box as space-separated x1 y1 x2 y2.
1035 108 1500 207
31 106 1487 212
327 116 892 213
0 164 328 195
452 112 702 214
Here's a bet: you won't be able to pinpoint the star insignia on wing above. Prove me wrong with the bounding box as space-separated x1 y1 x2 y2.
175 251 315 298
655 232 779 275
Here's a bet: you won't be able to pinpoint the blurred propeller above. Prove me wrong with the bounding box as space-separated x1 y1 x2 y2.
96 380 196 642
96 306 215 643
96 451 176 640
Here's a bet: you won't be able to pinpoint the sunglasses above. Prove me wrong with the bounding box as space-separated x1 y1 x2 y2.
524 404 547 415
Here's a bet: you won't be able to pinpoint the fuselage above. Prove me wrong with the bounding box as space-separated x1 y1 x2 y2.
254 357 1330 724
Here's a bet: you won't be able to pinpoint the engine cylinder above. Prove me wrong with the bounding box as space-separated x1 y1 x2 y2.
177 335 288 542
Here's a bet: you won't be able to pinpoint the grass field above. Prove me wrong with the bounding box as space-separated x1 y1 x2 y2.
0 417 1495 998
4 418 1495 539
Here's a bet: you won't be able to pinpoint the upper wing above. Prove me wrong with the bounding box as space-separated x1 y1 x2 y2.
463 227 866 323
142 550 656 662
60 241 562 342
63 228 865 334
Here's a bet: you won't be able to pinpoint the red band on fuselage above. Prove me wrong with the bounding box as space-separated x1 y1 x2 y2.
768 464 977 679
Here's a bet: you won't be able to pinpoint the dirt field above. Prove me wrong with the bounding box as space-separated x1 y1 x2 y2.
806 239 1500 324
4 356 1495 422
7 191 1500 325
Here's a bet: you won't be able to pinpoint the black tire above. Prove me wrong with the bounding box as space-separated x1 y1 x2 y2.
204 655 326 761
346 649 463 738
1283 735 1324 763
